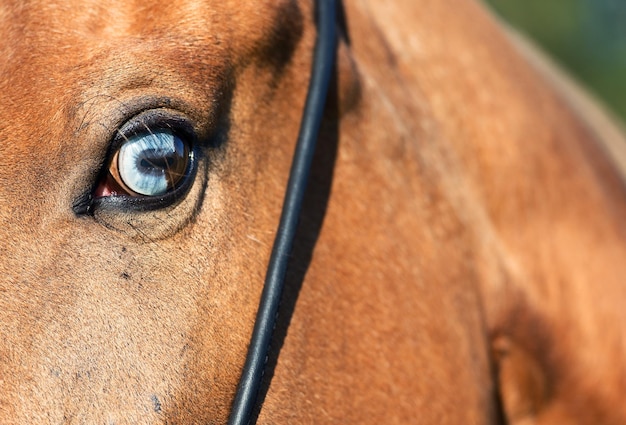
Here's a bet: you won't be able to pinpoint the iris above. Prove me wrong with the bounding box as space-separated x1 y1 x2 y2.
116 129 189 196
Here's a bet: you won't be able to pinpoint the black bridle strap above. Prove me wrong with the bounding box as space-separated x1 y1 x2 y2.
227 1 338 424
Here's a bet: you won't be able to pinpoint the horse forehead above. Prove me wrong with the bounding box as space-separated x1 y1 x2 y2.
0 0 302 158
0 0 299 85
0 0 291 39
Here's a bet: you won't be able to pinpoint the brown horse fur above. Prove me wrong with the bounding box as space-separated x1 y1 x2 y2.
0 0 625 423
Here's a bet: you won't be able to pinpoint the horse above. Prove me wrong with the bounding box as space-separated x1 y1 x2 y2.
1 0 626 423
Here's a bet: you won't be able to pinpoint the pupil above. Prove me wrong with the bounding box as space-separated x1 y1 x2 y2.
135 136 188 187
139 155 176 171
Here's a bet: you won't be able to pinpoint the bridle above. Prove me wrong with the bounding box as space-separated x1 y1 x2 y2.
228 1 338 424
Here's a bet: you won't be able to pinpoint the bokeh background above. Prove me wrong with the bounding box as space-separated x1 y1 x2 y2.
484 0 626 121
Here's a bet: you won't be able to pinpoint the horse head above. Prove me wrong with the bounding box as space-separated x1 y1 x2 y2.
1 0 625 423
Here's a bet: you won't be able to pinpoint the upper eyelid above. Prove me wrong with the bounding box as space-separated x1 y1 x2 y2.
107 109 198 156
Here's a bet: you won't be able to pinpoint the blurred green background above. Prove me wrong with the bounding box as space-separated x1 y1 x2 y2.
484 0 626 121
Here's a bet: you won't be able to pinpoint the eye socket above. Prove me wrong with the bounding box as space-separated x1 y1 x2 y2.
89 113 199 212
104 129 191 197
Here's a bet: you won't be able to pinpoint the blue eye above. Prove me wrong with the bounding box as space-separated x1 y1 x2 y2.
106 129 191 197
117 130 189 196
82 112 199 215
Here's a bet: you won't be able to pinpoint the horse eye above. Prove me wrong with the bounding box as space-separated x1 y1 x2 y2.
96 129 193 198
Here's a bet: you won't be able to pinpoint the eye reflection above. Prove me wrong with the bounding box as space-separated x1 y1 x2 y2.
102 129 191 197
